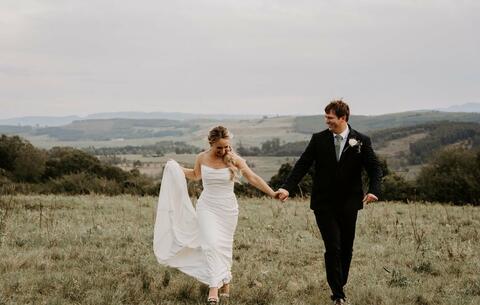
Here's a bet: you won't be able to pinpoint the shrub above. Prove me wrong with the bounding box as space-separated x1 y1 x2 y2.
268 162 313 198
381 173 414 202
44 147 102 179
416 148 480 205
0 135 47 182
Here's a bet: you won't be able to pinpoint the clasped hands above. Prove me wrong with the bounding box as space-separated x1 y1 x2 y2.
274 188 289 202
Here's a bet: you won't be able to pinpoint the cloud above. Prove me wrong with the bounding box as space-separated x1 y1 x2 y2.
0 0 479 118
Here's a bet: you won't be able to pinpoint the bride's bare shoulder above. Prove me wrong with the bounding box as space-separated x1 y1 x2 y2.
195 151 207 162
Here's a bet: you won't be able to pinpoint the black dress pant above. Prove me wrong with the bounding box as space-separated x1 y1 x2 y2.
314 208 358 300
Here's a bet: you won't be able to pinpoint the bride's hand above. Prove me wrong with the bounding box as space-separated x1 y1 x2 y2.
224 151 235 164
271 190 281 198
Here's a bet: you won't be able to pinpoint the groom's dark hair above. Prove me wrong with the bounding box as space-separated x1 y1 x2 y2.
325 99 350 121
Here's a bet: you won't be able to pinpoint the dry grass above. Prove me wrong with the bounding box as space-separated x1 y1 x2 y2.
0 194 479 305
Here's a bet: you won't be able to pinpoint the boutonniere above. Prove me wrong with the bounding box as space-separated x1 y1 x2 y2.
348 138 362 153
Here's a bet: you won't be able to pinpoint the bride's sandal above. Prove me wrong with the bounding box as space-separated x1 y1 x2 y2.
207 297 219 304
219 283 230 298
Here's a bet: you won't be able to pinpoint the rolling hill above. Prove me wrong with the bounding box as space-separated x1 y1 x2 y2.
0 112 263 127
436 102 480 113
294 111 480 134
2 110 480 154
32 119 196 141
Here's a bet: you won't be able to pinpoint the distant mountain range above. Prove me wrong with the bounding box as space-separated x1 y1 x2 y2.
0 116 81 127
294 110 480 134
0 112 264 127
1 103 480 151
1 103 478 127
436 102 480 113
0 109 479 148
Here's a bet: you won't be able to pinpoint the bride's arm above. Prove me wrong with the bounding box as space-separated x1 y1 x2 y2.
234 156 277 197
182 153 202 181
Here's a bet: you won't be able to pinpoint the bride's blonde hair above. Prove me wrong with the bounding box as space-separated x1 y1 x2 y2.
208 125 231 145
208 126 242 182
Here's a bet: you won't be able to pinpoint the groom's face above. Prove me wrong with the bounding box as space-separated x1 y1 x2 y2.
325 111 347 133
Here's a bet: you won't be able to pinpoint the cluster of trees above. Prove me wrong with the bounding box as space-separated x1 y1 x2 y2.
383 148 480 205
369 124 432 148
237 138 308 156
85 141 201 158
34 126 184 141
414 148 480 204
369 122 480 165
239 122 480 162
408 122 480 164
0 135 159 196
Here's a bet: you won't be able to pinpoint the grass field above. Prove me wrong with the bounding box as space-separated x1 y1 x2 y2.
0 194 479 305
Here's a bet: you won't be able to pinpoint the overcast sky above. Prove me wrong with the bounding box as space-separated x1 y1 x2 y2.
1 0 479 118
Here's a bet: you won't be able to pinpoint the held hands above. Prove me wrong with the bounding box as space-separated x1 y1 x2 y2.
271 190 283 199
363 193 378 205
275 188 289 202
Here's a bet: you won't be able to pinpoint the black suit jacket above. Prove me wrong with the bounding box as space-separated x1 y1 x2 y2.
282 125 382 211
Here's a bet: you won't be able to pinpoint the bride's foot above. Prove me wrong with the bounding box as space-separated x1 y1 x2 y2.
207 297 219 305
207 288 219 304
219 283 230 298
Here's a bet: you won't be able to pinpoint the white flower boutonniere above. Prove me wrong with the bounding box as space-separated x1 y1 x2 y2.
348 138 362 153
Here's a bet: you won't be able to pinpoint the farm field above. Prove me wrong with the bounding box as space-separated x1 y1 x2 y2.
118 153 295 181
18 116 310 150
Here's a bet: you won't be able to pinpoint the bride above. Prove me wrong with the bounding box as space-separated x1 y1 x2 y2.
153 126 279 304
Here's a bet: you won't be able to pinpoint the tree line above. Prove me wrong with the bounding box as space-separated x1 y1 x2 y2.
237 138 309 156
1 134 479 205
369 121 480 165
238 121 480 164
265 149 480 205
0 135 158 196
85 141 201 157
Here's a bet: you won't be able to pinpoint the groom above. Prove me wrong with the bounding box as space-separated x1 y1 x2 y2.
277 100 382 305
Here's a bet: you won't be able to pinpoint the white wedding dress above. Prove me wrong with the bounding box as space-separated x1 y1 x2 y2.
153 160 239 288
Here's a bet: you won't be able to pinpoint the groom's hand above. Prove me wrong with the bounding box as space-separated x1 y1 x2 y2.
363 193 378 204
277 188 289 202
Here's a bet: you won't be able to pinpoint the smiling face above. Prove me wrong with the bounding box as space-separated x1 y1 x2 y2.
211 138 231 158
325 110 348 134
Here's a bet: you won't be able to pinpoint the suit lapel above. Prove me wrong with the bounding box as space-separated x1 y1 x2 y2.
339 126 358 163
324 131 338 163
